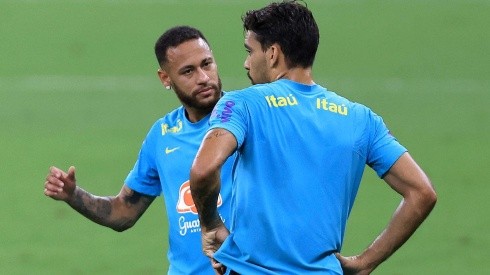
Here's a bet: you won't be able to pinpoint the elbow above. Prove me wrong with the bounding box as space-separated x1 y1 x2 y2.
190 163 215 188
426 187 437 210
112 225 130 232
112 227 127 233
419 182 438 213
110 219 136 232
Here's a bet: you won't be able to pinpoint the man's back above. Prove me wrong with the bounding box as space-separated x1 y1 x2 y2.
191 2 436 273
209 79 406 274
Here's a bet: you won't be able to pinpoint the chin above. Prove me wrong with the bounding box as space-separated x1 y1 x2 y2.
249 76 265 85
200 96 220 108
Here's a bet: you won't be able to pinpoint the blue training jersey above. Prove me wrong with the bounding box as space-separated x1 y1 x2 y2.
208 79 407 274
125 106 234 275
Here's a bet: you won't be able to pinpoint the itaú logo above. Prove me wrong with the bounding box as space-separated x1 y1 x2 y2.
176 181 222 214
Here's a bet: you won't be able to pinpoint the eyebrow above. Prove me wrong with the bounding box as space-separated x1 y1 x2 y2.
202 57 214 63
177 57 214 73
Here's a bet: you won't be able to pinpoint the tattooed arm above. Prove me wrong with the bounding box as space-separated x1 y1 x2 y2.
44 166 155 232
190 128 236 270
190 129 237 229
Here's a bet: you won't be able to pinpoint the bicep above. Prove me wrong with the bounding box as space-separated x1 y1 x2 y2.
383 152 433 197
193 128 237 173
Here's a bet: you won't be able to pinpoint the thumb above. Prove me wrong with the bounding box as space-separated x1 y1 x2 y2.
335 253 347 264
67 166 76 181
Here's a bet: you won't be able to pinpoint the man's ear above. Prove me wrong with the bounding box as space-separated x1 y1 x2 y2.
267 43 281 68
157 68 172 90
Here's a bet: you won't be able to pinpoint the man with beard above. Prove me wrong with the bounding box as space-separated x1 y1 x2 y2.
44 26 234 275
190 1 437 274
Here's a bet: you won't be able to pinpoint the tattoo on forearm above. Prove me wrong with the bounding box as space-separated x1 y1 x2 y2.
192 186 221 229
68 186 154 231
70 187 112 224
123 189 153 208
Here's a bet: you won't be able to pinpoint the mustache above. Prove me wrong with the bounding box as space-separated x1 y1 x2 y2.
192 77 222 95
193 84 219 95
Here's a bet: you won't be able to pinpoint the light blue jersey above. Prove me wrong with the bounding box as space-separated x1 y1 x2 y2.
208 79 407 274
125 106 234 275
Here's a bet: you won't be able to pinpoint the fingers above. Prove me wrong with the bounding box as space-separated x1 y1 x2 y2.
45 173 65 190
45 179 62 191
211 258 225 275
44 175 64 198
214 265 226 275
44 184 60 197
44 166 69 198
211 258 223 268
49 166 65 179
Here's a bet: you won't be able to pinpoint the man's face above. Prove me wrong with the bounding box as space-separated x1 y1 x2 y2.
161 38 221 112
244 31 269 85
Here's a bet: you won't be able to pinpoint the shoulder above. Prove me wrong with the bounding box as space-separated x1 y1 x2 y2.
146 106 185 136
151 106 184 125
328 91 374 115
220 83 284 108
225 83 278 97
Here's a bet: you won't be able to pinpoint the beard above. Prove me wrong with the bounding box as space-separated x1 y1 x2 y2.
173 77 222 111
247 72 256 85
247 71 270 85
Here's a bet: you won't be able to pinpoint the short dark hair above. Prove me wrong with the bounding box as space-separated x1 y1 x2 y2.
154 26 209 67
242 0 319 68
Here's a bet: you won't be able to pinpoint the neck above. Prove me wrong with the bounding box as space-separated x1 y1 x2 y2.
274 67 315 85
185 107 212 123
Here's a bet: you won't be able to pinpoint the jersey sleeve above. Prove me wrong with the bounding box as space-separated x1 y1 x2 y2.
125 123 162 196
366 110 407 178
208 92 247 148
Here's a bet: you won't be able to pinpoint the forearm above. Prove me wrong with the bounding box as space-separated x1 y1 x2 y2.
190 170 222 230
66 186 130 231
359 192 436 272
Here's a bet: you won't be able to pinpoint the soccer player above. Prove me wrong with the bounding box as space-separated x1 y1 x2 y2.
189 1 437 274
44 26 234 275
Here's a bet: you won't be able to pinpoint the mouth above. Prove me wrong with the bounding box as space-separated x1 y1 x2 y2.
195 86 216 97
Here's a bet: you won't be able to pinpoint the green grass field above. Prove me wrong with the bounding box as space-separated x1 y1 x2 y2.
1 0 489 274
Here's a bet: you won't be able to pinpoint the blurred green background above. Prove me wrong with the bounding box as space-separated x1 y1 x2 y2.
1 0 488 274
